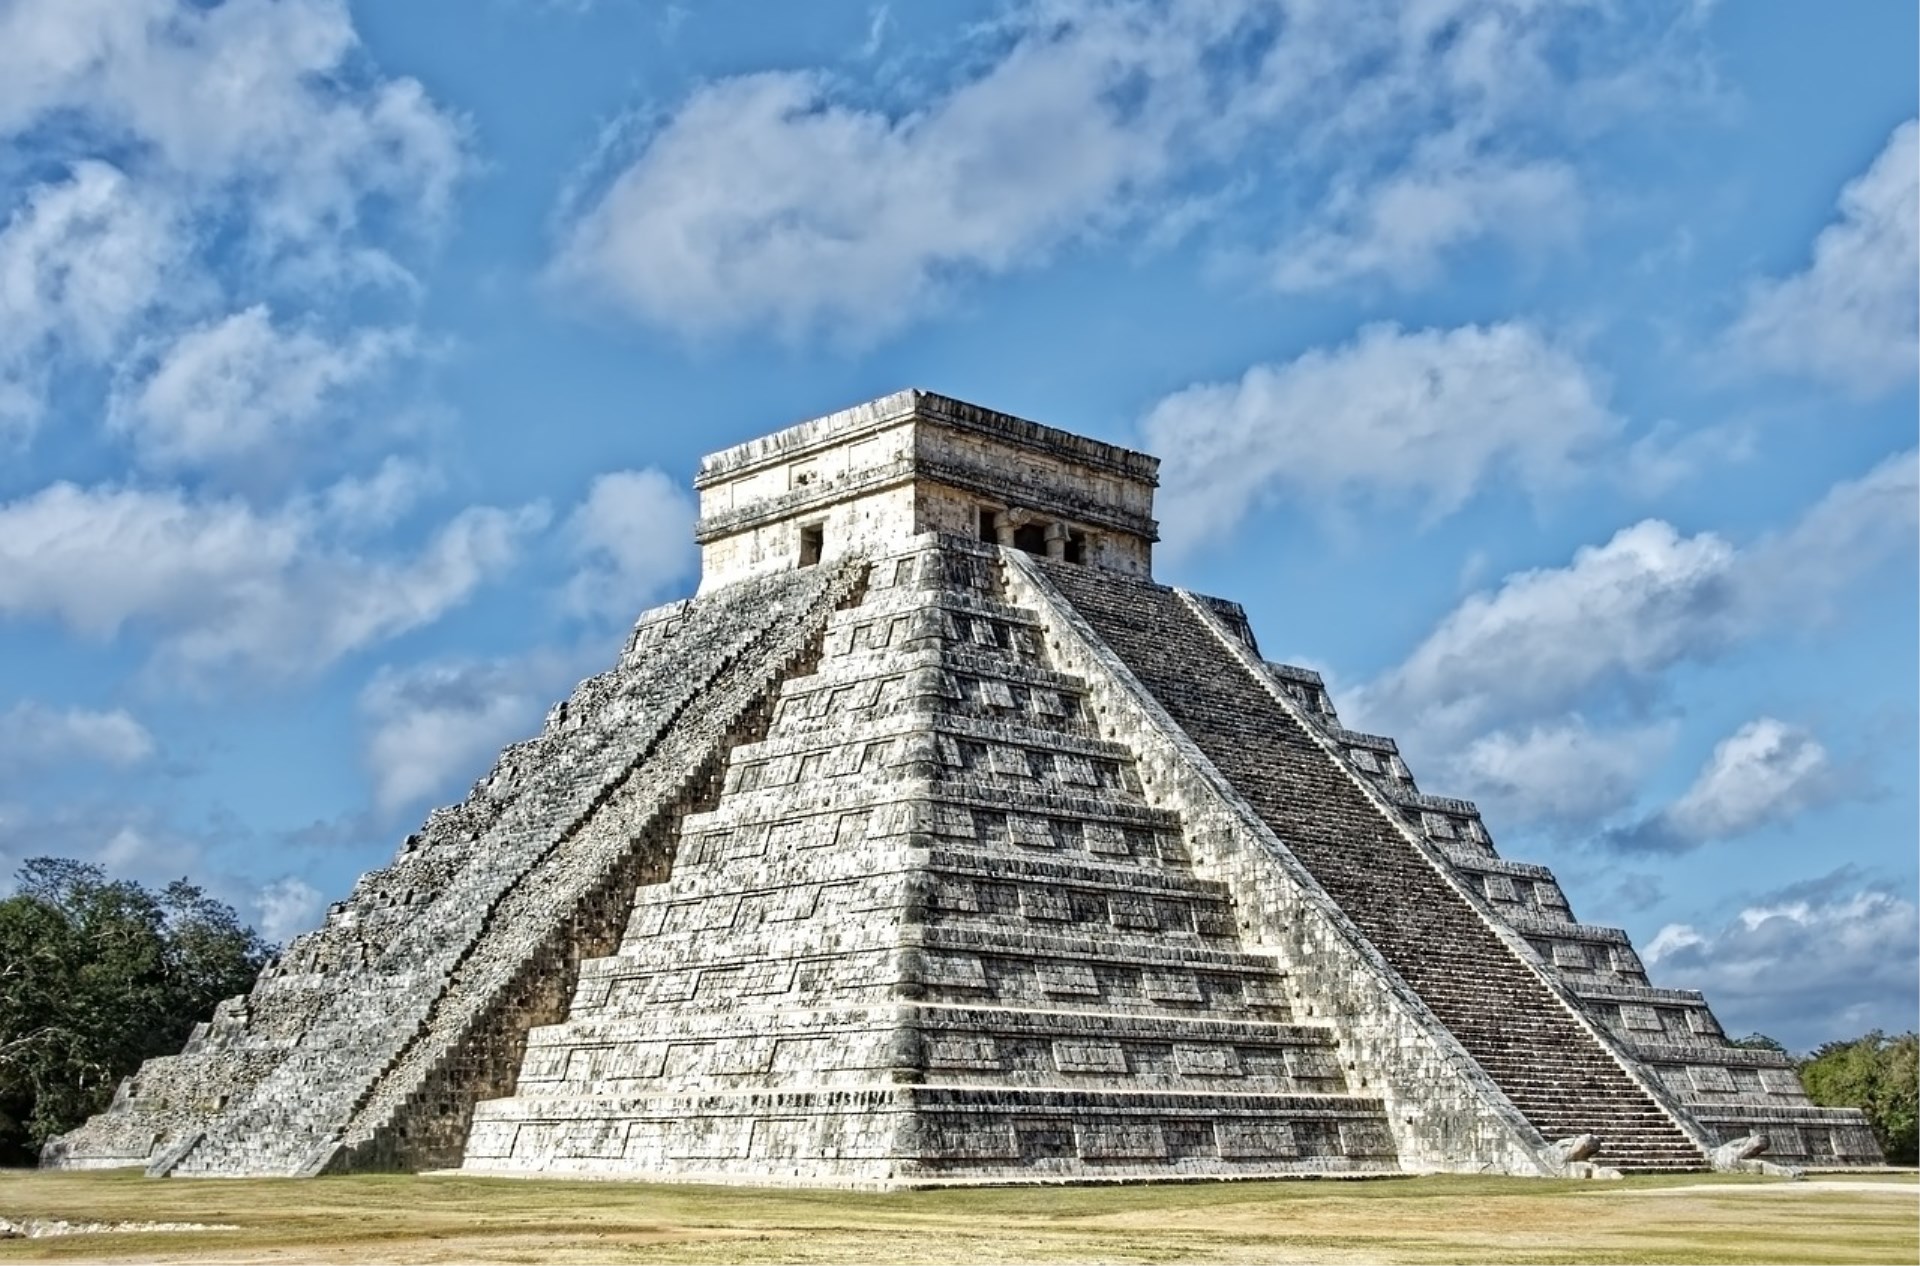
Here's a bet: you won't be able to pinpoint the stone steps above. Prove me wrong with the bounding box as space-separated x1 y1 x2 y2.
1039 562 1710 1174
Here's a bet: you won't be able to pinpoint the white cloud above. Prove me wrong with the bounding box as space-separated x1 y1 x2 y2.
0 806 209 898
1358 518 1735 739
1273 157 1582 292
253 876 323 944
108 305 414 469
550 1 1702 340
1662 719 1838 842
1727 120 1918 397
359 653 578 815
551 17 1194 343
0 481 547 683
1355 450 1918 742
1145 322 1618 553
0 0 465 430
1610 718 1843 852
0 161 185 438
1739 447 1920 627
1644 880 1918 1050
0 701 156 773
1449 717 1676 829
563 468 699 622
310 456 442 536
0 0 465 250
1620 419 1756 496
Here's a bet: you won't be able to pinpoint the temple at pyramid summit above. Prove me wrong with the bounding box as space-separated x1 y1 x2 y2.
47 390 1882 1183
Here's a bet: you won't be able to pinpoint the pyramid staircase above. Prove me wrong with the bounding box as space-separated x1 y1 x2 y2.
1032 560 1710 1172
463 539 1399 1183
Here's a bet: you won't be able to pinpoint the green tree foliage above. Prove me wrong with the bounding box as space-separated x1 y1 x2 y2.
1799 1030 1919 1165
0 858 269 1165
1728 1032 1788 1052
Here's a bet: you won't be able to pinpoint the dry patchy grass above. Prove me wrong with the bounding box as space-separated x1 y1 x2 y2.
0 1168 1913 1264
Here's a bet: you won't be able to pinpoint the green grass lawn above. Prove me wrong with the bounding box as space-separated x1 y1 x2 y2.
1 1168 1914 1264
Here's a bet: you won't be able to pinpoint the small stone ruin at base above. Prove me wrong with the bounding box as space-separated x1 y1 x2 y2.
45 391 1882 1184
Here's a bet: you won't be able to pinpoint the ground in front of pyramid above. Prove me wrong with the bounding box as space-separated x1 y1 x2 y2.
44 390 1884 1185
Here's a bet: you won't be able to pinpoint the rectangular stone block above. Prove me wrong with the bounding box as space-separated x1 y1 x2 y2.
1216 1120 1297 1159
1173 1044 1242 1077
1037 961 1098 996
1077 1121 1166 1159
1053 1041 1127 1074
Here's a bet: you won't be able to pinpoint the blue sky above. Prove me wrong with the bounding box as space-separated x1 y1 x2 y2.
0 0 1912 1052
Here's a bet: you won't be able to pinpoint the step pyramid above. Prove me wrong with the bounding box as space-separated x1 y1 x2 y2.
46 390 1883 1183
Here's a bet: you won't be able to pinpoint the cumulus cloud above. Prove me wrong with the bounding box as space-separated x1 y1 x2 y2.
1355 450 1918 742
108 305 414 469
1357 518 1739 740
563 468 699 622
0 482 547 683
0 161 185 438
0 0 465 249
1145 322 1618 552
1609 718 1843 852
550 11 1207 342
550 0 1703 341
252 876 323 944
1726 120 1918 397
359 652 579 815
0 0 465 431
0 802 211 897
1738 447 1920 627
1450 717 1676 830
0 701 156 774
1274 157 1582 292
1644 875 1919 1050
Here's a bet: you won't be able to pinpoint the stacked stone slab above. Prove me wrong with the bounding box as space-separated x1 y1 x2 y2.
46 389 1880 1181
463 538 1398 1183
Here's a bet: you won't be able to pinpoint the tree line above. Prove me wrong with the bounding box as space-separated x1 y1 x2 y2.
0 857 1913 1167
1 859 268 1166
1731 1030 1917 1164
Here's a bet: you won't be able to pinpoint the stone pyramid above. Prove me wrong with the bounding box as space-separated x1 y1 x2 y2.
47 391 1882 1183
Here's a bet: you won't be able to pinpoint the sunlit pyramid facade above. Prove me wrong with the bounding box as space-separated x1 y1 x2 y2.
47 391 1881 1184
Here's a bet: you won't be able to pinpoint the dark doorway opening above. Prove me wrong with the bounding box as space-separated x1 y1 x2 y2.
1012 523 1047 555
978 508 1000 543
798 523 824 567
1065 531 1086 564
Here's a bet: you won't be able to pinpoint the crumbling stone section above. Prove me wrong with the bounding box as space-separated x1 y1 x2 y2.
45 562 864 1176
